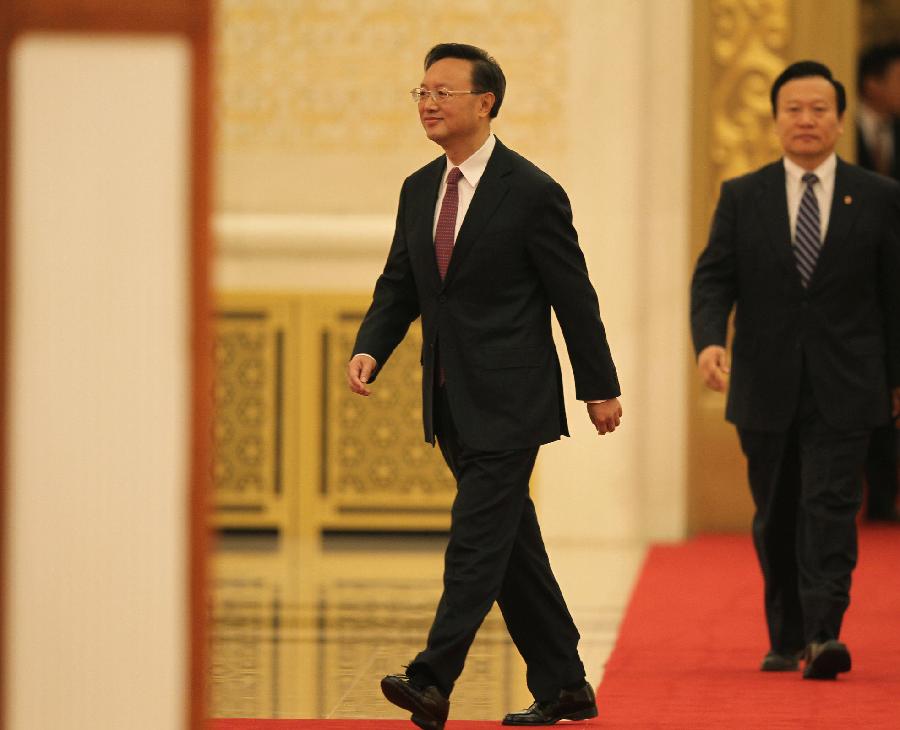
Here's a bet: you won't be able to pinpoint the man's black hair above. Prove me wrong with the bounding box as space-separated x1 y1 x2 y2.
424 43 506 119
858 41 900 93
770 60 846 117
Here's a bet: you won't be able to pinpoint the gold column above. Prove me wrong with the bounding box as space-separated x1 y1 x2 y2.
688 0 859 533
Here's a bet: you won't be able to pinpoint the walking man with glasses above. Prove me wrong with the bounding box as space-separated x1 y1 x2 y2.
347 43 621 729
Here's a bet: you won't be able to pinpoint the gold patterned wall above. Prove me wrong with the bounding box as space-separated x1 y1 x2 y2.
213 293 457 535
213 0 569 213
688 0 858 533
315 298 456 531
707 0 789 190
215 0 567 154
214 301 293 531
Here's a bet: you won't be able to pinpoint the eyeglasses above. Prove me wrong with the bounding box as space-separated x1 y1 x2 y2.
410 88 486 103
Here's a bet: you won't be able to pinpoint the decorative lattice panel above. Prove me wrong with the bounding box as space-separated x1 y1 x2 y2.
213 302 291 530
213 294 456 533
317 301 456 531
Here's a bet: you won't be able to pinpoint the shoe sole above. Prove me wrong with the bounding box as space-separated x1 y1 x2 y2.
411 714 441 730
380 678 445 730
502 705 599 725
760 656 800 672
803 644 851 680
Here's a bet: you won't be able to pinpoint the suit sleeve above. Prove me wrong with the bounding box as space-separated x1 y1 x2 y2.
351 183 420 382
879 181 900 387
690 181 739 357
524 180 620 401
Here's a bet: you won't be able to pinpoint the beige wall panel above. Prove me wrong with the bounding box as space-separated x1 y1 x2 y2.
214 0 569 214
6 35 190 730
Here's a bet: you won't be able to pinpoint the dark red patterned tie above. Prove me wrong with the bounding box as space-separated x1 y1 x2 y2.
435 167 462 279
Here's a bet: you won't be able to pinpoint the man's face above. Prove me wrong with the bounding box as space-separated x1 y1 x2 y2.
775 76 843 165
418 57 489 146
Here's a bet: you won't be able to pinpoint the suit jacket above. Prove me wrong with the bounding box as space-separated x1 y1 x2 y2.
353 139 620 451
856 120 900 180
691 157 900 433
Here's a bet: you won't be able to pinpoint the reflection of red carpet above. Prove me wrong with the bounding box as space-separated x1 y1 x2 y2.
595 528 900 728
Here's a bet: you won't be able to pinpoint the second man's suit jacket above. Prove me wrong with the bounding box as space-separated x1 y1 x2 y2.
691 157 900 433
353 138 620 451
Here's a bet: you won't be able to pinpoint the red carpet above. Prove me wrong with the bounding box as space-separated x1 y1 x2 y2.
212 528 900 729
595 528 900 728
211 723 527 729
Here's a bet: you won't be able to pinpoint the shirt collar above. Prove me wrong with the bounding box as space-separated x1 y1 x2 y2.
445 133 496 188
783 152 836 185
858 102 890 142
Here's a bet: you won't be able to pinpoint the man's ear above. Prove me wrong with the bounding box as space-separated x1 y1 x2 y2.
479 92 496 118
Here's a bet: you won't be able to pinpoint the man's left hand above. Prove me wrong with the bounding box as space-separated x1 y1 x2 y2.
587 398 622 436
892 386 900 428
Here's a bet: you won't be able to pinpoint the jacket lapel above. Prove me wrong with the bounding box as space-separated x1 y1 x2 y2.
410 156 446 291
756 161 799 285
809 158 861 290
442 140 512 286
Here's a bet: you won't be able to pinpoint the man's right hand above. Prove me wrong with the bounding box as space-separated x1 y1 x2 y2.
697 345 729 392
347 354 377 396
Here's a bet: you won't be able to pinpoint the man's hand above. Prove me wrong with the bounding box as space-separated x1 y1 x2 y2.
347 354 377 396
697 345 730 392
892 386 900 428
587 398 622 435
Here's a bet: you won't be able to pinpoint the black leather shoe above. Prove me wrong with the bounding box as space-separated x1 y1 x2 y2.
502 682 598 725
802 640 851 680
380 674 449 730
760 650 802 672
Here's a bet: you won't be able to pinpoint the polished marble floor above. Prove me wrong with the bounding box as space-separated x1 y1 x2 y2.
210 532 646 721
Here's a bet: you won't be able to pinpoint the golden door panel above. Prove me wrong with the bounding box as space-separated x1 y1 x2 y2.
213 293 456 535
301 294 455 532
214 299 294 532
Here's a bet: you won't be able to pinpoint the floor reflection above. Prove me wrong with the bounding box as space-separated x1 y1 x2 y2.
210 532 645 720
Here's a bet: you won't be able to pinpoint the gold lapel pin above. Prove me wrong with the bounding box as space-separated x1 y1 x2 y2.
844 195 852 205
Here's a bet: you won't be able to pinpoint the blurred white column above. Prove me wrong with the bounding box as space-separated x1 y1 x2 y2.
6 35 191 730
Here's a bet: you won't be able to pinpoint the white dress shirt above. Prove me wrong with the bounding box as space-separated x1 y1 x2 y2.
784 153 836 243
858 102 894 174
433 133 496 240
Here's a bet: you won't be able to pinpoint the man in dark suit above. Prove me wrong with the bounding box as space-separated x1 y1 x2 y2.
691 61 900 681
857 42 900 179
346 43 621 728
856 42 900 522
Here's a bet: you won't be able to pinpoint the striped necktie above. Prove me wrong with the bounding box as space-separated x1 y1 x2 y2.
794 172 821 288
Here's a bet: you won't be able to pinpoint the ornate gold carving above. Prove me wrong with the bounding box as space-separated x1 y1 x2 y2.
708 0 789 193
214 0 568 154
322 307 456 530
212 293 458 534
213 303 290 530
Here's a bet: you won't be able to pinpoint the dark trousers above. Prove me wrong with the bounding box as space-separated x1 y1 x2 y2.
865 424 899 517
737 378 870 651
408 387 585 701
